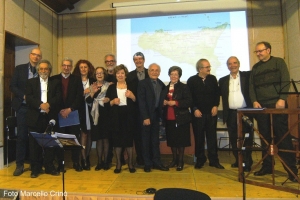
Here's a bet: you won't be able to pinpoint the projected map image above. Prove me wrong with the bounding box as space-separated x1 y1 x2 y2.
117 11 249 82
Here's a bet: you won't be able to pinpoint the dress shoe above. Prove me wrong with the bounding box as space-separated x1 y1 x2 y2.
154 164 169 171
57 164 66 173
95 162 103 171
254 168 272 176
45 168 60 176
244 167 251 172
103 162 110 170
30 171 39 178
231 162 238 168
81 159 90 171
176 162 184 171
13 165 24 176
209 163 225 169
167 160 177 168
114 168 121 174
144 166 151 172
73 163 83 172
129 168 136 173
194 161 205 169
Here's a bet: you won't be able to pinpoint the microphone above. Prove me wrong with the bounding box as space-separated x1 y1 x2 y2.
44 119 56 134
242 115 253 127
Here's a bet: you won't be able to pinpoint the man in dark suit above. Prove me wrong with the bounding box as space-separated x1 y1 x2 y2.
52 58 84 172
10 48 42 176
219 56 253 171
26 59 62 178
138 63 169 172
127 52 149 166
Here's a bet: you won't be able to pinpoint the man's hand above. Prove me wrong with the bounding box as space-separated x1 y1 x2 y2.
40 103 50 112
276 99 285 109
253 101 262 108
194 109 202 118
60 108 72 118
143 119 151 126
211 106 218 116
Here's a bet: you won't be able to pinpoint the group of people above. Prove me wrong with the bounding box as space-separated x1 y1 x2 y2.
10 41 298 182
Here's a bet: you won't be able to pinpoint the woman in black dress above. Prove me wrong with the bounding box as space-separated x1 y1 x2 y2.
73 59 95 170
106 64 136 173
87 67 110 170
162 66 192 171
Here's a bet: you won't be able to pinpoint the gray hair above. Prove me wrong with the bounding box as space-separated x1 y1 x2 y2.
196 58 209 72
36 59 52 74
61 57 73 66
149 63 161 71
226 56 240 66
104 54 116 62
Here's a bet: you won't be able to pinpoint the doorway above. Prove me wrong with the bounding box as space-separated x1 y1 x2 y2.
4 31 38 165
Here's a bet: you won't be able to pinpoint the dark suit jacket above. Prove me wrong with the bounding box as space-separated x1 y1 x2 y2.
126 68 149 99
25 76 62 129
10 63 30 111
161 81 192 126
51 74 84 111
219 71 252 123
138 77 165 121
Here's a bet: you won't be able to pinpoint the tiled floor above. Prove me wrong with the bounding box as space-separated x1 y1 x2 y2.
0 150 299 199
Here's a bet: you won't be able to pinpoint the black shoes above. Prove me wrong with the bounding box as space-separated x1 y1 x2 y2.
103 162 110 170
114 168 121 174
167 160 177 168
194 161 205 169
13 165 24 176
153 164 169 171
231 162 238 168
176 162 184 171
57 164 66 173
45 168 60 176
209 163 225 169
144 166 151 172
81 159 90 171
30 171 39 178
95 162 103 171
129 168 136 173
73 163 83 172
253 168 272 176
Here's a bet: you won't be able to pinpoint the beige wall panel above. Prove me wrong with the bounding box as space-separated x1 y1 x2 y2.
252 15 283 43
57 16 63 71
24 0 39 19
269 42 285 59
53 12 58 29
0 33 3 71
24 11 40 43
40 3 53 26
41 48 53 64
62 28 87 56
287 35 300 69
88 27 113 53
88 52 109 68
5 0 24 35
62 13 87 29
0 2 4 36
66 54 88 67
283 0 298 10
52 27 58 75
285 4 299 38
87 11 113 27
40 24 53 51
290 68 300 81
248 0 281 16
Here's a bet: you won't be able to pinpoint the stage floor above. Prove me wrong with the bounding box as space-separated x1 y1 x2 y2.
0 150 299 199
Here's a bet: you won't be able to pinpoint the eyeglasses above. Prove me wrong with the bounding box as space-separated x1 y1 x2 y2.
254 49 267 53
96 72 104 75
39 68 49 71
31 53 42 57
202 66 211 69
62 64 72 68
105 60 115 63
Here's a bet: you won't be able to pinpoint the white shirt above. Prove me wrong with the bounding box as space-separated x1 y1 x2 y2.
117 88 127 106
40 77 48 112
228 72 246 109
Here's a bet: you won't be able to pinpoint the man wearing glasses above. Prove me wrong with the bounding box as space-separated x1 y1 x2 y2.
187 58 224 170
10 48 42 176
104 54 117 83
249 41 298 182
52 58 84 172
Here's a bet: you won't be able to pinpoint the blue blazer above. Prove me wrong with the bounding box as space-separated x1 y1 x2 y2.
137 77 165 121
